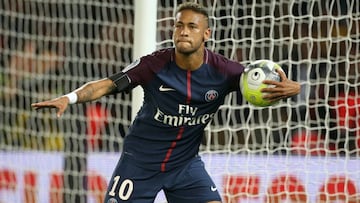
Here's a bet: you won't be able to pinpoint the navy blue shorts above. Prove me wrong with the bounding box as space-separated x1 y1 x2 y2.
104 154 221 203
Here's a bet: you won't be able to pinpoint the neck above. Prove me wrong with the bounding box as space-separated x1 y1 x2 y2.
175 48 205 71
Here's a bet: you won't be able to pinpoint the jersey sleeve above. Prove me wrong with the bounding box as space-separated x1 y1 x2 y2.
205 49 245 92
226 60 245 92
108 48 172 93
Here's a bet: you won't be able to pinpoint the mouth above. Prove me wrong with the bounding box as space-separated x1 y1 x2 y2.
177 41 192 47
177 38 191 43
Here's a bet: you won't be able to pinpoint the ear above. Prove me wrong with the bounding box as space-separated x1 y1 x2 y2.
203 28 211 41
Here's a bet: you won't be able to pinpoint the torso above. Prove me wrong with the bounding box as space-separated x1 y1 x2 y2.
116 48 244 171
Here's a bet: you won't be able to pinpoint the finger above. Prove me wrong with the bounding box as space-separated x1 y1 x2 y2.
31 103 41 108
262 95 284 103
262 80 281 86
31 103 56 109
276 68 287 81
32 106 50 110
57 108 64 118
261 86 281 93
262 91 284 99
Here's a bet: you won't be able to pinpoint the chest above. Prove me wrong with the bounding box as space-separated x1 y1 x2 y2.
144 64 229 115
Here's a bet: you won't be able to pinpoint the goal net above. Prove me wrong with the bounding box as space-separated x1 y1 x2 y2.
0 0 359 202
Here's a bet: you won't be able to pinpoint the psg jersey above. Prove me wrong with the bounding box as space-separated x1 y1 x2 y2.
109 48 245 172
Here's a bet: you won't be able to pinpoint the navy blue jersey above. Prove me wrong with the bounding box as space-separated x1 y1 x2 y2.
109 48 244 172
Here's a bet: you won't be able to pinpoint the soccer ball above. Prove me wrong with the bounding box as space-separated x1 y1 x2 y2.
240 60 282 107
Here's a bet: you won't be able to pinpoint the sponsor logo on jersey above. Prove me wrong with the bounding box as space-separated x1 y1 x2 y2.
154 104 215 127
205 90 219 102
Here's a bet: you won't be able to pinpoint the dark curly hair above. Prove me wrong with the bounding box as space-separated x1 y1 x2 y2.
176 2 209 27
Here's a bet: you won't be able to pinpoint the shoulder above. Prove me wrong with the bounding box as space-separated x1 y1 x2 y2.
144 48 174 62
205 49 228 63
123 48 174 86
205 49 245 75
124 48 173 74
135 48 172 71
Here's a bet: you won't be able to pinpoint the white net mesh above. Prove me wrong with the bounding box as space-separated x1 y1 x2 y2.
0 0 360 202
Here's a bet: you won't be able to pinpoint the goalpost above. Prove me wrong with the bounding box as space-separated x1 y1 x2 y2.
0 0 359 203
132 0 157 121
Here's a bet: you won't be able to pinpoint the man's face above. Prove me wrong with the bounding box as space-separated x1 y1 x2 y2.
173 9 210 55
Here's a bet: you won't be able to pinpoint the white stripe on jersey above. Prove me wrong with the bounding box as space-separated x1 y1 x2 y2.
123 58 141 73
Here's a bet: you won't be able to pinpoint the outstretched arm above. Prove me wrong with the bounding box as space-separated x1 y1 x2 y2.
31 78 116 117
261 69 301 103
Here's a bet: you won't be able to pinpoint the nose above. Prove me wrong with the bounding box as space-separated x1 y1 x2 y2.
180 26 189 36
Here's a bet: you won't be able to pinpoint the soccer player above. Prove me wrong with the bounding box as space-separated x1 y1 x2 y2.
32 2 300 203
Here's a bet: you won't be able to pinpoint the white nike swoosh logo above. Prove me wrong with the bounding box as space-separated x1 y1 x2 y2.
211 186 217 192
159 85 175 92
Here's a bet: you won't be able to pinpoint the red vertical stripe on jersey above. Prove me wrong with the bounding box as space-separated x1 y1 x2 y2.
161 126 184 172
160 70 192 172
186 70 192 104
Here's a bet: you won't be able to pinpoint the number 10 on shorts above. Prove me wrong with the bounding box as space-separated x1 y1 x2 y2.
108 176 134 200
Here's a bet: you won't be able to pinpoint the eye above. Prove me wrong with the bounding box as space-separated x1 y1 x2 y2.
175 23 183 28
189 25 197 29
